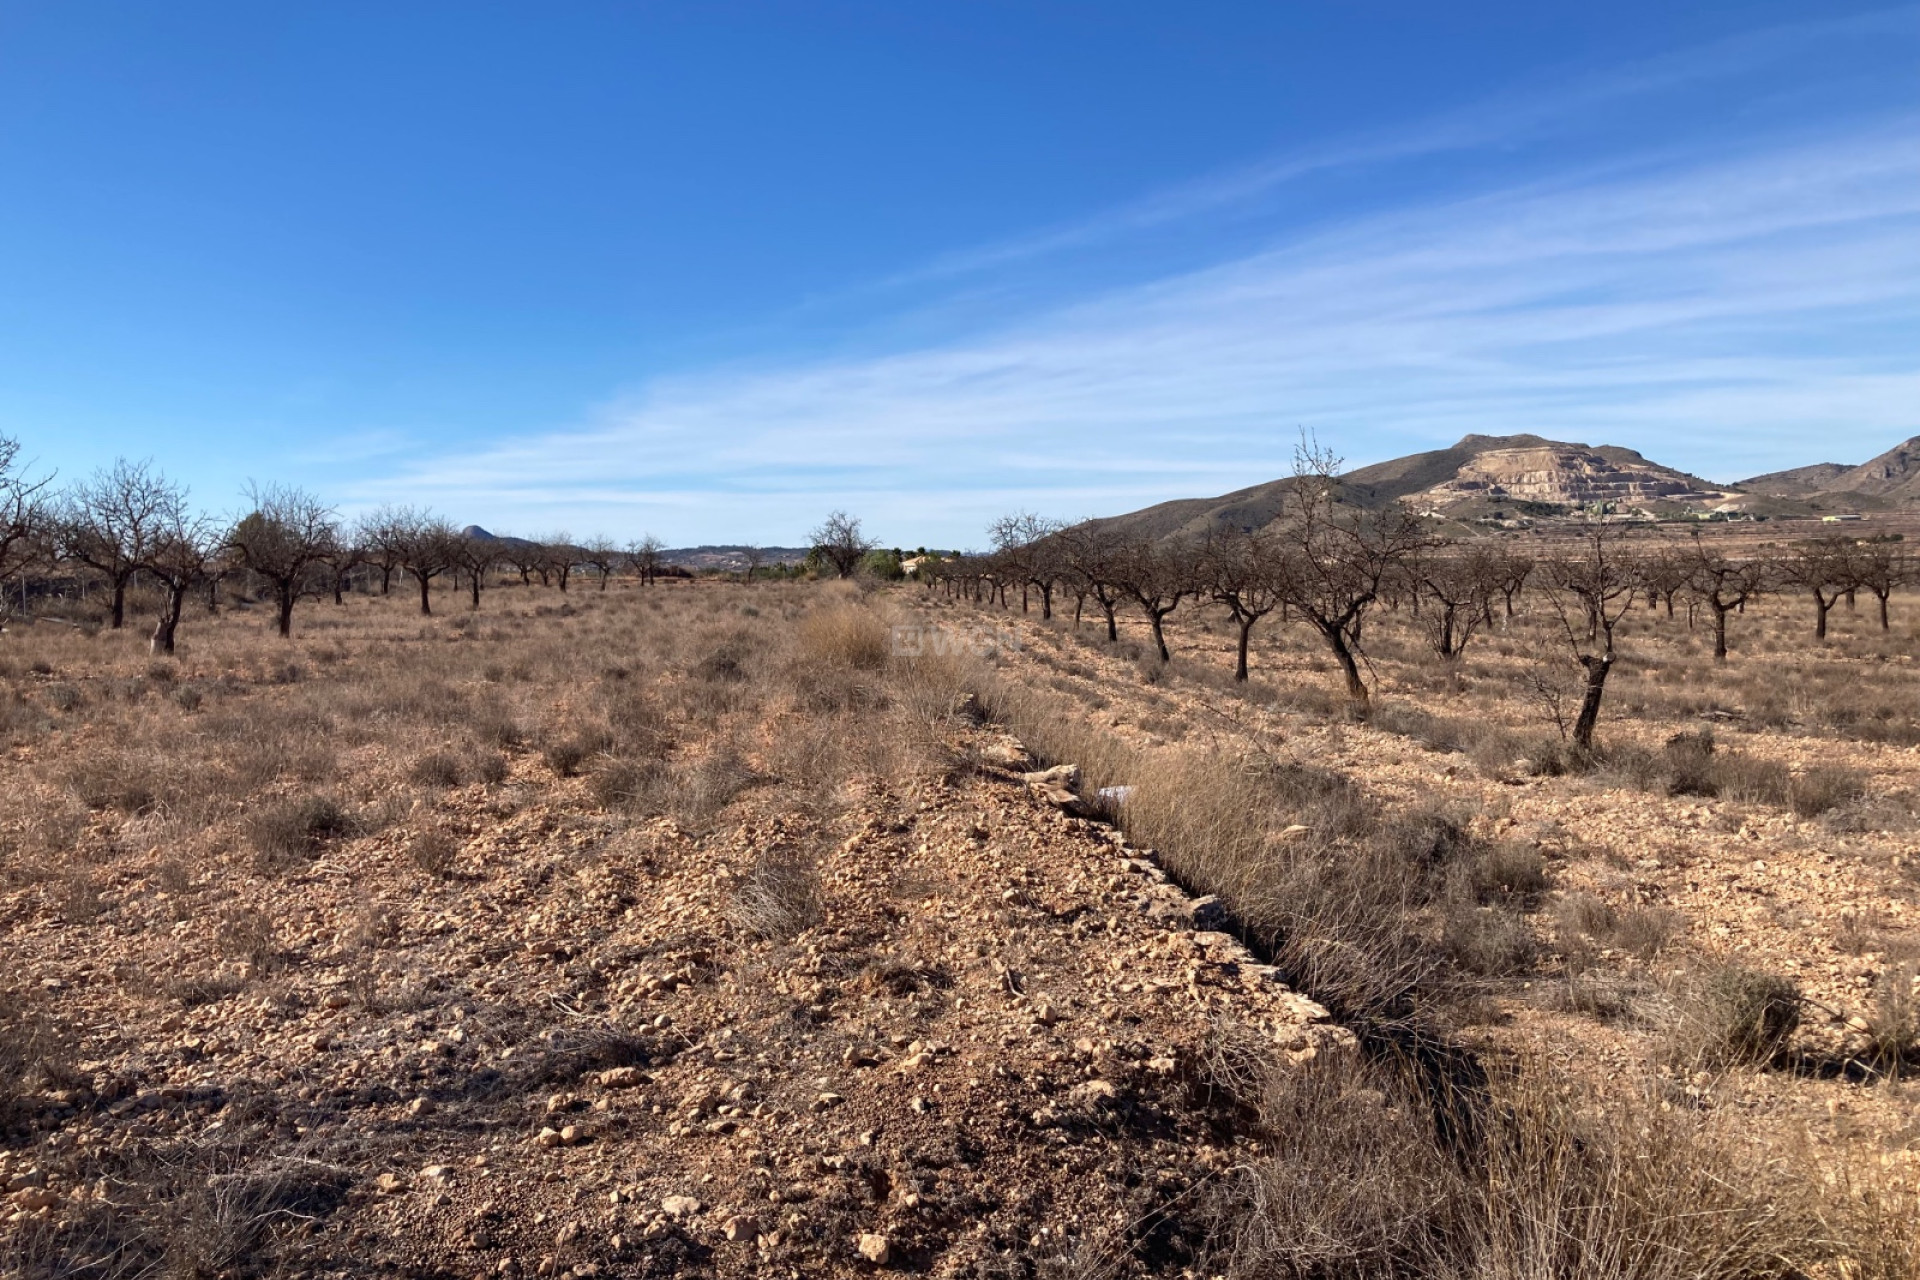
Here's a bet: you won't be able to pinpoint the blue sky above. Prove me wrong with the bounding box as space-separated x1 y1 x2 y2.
2 2 1917 547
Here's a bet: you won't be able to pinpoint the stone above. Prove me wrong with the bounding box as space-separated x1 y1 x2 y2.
599 1067 646 1089
408 1096 437 1116
535 1127 564 1148
661 1194 702 1218
723 1214 758 1242
559 1124 586 1145
856 1232 892 1264
980 738 1033 770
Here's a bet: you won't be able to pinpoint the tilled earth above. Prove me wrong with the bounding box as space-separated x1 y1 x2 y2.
2 720 1348 1278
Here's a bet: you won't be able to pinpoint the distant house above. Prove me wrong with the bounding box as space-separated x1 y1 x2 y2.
1821 513 1865 522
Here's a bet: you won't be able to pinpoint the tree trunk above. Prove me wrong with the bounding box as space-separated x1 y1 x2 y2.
1319 623 1369 709
110 577 128 629
1813 588 1829 640
1878 591 1891 631
1040 583 1053 621
1711 603 1729 662
418 573 433 617
1571 653 1614 750
1102 602 1118 642
150 586 185 655
1148 611 1170 662
1235 614 1254 681
276 584 295 638
470 573 482 610
379 565 393 594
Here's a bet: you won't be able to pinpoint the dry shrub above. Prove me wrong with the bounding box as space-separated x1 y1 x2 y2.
215 906 280 972
673 746 760 828
1442 902 1536 976
1552 894 1682 961
1791 764 1867 819
730 850 823 940
409 750 465 788
1478 1071 1818 1280
797 603 890 671
0 987 68 1118
63 752 161 815
408 828 458 877
1198 1057 1475 1279
471 749 510 785
588 756 668 812
1663 963 1802 1069
1860 965 1919 1078
245 794 352 871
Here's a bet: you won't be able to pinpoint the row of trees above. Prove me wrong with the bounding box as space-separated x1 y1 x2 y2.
928 450 1909 751
0 442 698 653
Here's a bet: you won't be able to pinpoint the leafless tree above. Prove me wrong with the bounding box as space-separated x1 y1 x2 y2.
540 535 577 592
62 458 172 629
1636 543 1689 618
141 488 218 655
1275 439 1431 709
1682 535 1769 661
1853 541 1908 632
626 535 665 587
1112 538 1197 663
740 544 765 585
1539 524 1639 751
226 484 338 638
988 513 1066 618
1780 537 1858 641
399 514 460 616
452 531 500 610
1203 525 1292 681
1059 522 1126 640
1411 543 1501 660
354 506 412 595
809 511 873 580
581 536 620 591
0 435 51 589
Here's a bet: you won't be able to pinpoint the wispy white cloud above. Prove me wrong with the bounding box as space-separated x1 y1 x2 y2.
356 30 1920 547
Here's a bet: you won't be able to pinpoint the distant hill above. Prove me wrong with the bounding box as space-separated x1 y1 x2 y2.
1735 462 1854 499
1088 433 1737 541
659 545 811 571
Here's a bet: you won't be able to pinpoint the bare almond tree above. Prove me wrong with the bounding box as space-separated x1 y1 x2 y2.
1059 522 1126 640
399 514 460 616
1276 439 1431 709
1112 538 1196 663
226 484 338 638
988 513 1065 618
452 530 500 610
809 511 873 580
740 544 765 586
1203 525 1292 681
1853 541 1908 632
627 535 665 587
0 435 51 589
1682 534 1769 661
1411 543 1501 660
355 506 412 595
1539 524 1639 751
142 484 217 656
63 458 172 629
1781 537 1857 641
581 536 619 591
540 535 577 592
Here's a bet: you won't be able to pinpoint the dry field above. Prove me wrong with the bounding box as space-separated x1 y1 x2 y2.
4 571 1920 1278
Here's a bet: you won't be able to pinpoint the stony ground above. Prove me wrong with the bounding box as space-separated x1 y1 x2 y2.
944 585 1920 1203
0 585 1351 1279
